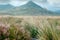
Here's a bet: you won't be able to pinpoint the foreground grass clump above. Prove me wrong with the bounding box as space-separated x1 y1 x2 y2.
0 17 60 40
0 24 31 40
9 24 31 40
24 23 39 39
38 19 60 40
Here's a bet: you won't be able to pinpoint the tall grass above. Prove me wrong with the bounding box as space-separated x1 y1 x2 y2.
38 19 60 40
0 17 60 40
24 23 39 38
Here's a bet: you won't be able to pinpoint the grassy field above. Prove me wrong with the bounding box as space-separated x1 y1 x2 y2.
0 16 60 40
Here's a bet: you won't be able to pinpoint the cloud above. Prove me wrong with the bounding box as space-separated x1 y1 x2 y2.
0 0 9 3
33 0 47 3
9 0 28 6
0 0 9 5
10 0 29 1
47 0 60 7
0 0 29 5
47 0 60 4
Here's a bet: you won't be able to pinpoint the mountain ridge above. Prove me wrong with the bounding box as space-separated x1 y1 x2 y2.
0 1 59 16
0 4 14 10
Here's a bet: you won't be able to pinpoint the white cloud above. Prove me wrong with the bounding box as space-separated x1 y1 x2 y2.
47 0 60 4
33 0 47 3
9 0 28 6
47 0 60 7
0 0 29 6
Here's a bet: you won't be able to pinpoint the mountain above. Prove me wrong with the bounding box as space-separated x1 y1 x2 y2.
0 4 14 15
56 10 60 13
0 1 59 16
0 4 14 10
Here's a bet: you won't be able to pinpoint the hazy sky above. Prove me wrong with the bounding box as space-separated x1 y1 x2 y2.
0 0 60 11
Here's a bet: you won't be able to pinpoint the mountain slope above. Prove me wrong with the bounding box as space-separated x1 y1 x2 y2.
0 4 14 10
0 1 59 16
0 4 14 15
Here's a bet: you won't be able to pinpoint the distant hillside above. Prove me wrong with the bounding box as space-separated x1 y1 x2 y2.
0 1 60 16
0 4 14 10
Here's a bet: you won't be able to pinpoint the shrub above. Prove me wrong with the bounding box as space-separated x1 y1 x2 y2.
24 23 39 39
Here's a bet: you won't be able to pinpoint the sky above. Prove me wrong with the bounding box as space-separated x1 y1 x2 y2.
0 0 60 11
